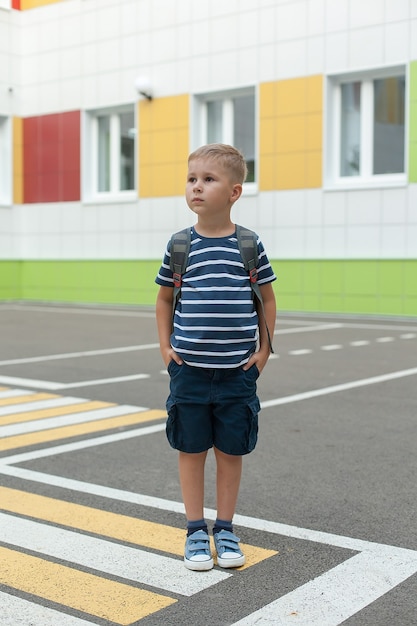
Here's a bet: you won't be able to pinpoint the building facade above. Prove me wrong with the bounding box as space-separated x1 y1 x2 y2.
0 0 416 315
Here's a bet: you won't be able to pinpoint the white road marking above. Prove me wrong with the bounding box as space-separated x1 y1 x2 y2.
0 592 94 626
0 512 229 595
0 343 159 366
0 404 146 437
376 336 395 343
0 388 34 399
320 344 342 351
288 349 313 356
0 423 167 466
260 366 417 409
349 340 370 347
0 373 149 390
275 324 343 335
230 548 417 626
400 333 416 339
0 396 85 417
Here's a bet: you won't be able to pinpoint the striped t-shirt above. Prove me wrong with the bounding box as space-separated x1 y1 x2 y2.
155 227 276 368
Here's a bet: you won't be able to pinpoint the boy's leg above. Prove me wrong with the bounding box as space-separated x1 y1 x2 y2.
179 450 214 570
214 447 242 520
213 447 246 568
178 450 208 521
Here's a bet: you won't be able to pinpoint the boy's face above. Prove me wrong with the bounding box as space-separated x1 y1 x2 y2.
186 158 242 218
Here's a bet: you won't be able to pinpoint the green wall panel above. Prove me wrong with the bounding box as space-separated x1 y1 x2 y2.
410 61 417 183
0 262 21 299
0 259 416 317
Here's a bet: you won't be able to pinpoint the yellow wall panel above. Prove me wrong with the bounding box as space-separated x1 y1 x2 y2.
306 114 322 151
276 79 306 116
306 152 322 187
138 95 189 198
276 153 306 189
307 75 323 112
276 116 306 153
20 0 62 9
13 117 23 204
259 119 276 155
259 75 323 191
258 155 276 190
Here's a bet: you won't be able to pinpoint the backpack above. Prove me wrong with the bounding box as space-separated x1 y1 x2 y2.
169 225 273 353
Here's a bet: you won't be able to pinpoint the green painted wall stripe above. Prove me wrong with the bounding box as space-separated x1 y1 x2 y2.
409 60 417 183
1 259 416 316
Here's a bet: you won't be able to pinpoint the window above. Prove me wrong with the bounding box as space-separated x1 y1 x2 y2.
0 116 11 205
194 89 256 185
327 68 406 187
84 106 136 200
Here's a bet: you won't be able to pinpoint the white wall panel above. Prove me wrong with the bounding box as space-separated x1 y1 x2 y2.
348 26 384 69
349 0 385 29
346 225 381 257
384 21 409 64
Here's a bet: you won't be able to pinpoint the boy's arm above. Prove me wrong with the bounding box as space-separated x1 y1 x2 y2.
244 282 276 373
156 286 183 366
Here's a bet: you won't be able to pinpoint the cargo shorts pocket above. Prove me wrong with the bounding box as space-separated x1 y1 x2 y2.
165 400 181 450
246 397 260 453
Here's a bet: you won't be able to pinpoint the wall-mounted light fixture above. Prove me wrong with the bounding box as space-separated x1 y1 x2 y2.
134 76 153 101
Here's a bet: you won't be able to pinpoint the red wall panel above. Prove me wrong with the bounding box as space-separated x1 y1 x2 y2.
23 111 81 203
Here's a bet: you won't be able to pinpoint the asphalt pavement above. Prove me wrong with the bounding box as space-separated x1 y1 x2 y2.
0 302 416 626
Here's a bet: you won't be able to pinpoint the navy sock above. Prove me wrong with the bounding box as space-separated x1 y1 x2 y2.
186 519 207 536
213 518 233 535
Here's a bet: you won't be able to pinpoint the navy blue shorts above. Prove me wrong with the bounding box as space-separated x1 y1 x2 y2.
165 361 260 456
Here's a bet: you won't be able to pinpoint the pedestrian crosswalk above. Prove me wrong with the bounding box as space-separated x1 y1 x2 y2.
0 386 166 452
0 387 278 624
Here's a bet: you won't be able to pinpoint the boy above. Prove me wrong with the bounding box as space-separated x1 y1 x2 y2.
155 143 276 571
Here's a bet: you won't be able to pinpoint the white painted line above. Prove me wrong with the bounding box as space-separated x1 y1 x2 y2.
350 340 370 347
320 344 342 351
260 366 417 409
0 423 167 465
0 373 150 391
230 548 417 626
0 388 34 399
0 512 230 595
376 336 395 343
0 396 84 417
59 373 150 389
0 343 160 366
1 303 156 318
275 324 343 335
400 333 416 339
288 349 313 356
0 375 63 390
0 592 94 626
0 404 146 437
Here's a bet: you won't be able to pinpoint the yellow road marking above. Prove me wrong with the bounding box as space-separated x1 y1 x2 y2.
0 392 59 406
0 409 166 451
0 546 175 625
0 400 114 426
0 487 277 569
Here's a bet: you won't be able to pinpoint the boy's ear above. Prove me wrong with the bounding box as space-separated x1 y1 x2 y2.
230 183 243 203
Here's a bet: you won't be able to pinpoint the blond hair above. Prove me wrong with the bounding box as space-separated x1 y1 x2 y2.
188 143 248 184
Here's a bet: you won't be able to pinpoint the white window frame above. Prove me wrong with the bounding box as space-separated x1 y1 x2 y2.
83 105 137 203
325 66 407 190
0 116 12 206
192 87 257 194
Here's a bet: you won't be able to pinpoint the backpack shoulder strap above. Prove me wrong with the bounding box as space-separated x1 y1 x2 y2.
236 224 274 353
169 227 192 320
